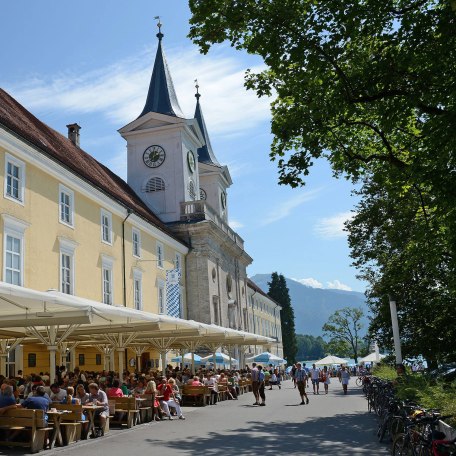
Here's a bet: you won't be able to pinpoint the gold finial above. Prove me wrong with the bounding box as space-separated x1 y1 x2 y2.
154 16 163 40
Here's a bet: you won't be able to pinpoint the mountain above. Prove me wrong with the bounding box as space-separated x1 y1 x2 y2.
250 273 369 337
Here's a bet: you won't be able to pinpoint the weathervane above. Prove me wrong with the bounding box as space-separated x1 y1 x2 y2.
154 16 163 41
194 79 201 101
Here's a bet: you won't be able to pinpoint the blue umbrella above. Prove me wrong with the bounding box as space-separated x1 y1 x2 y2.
170 353 202 364
246 352 285 365
201 352 238 366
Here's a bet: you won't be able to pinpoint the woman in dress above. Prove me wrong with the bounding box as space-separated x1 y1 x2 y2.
339 365 350 394
320 366 330 394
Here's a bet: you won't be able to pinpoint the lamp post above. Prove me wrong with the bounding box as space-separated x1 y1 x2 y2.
388 294 402 366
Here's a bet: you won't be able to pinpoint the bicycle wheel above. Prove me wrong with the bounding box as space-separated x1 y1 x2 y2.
356 377 363 387
392 433 413 456
390 417 405 440
378 419 387 442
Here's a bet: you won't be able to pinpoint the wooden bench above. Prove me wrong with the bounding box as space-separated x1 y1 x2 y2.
0 408 53 453
138 394 153 422
109 397 139 428
54 403 90 443
181 385 209 406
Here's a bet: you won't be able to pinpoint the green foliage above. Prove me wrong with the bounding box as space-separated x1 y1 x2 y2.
322 307 365 363
374 366 456 428
296 334 326 360
268 272 297 363
189 0 456 366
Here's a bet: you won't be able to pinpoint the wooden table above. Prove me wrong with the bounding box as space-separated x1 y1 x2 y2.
135 397 148 424
82 405 105 436
47 410 71 448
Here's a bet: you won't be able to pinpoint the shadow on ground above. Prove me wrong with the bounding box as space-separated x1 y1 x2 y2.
144 412 389 455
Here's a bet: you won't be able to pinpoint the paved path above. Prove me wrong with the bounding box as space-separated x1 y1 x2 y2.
2 380 390 456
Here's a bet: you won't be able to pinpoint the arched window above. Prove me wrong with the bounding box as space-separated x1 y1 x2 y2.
144 177 165 193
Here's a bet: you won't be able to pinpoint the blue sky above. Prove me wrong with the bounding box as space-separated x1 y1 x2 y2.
1 0 365 292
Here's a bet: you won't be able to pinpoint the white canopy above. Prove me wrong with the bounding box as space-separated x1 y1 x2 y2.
315 355 348 365
0 282 274 348
359 352 386 363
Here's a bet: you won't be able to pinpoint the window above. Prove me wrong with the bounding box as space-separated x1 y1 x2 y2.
188 180 196 200
96 354 102 365
156 242 164 268
4 154 25 204
2 214 28 286
78 354 85 366
58 237 77 295
59 184 74 227
132 228 141 257
28 353 36 368
144 177 165 192
133 269 142 310
102 267 112 304
61 252 72 294
174 253 182 271
158 281 165 314
100 209 112 244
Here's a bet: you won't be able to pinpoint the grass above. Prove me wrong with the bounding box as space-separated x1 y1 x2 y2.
373 365 456 428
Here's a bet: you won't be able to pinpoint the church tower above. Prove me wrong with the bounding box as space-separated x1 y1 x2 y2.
119 21 252 336
118 22 204 223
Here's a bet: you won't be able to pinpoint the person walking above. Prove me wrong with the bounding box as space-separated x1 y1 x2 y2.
309 363 321 394
294 363 309 405
257 365 266 406
320 366 330 394
250 363 260 405
291 364 297 388
339 365 350 394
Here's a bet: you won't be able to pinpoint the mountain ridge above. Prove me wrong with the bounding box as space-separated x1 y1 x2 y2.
250 273 369 337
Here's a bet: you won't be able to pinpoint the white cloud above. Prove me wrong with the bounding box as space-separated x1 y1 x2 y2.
229 220 244 230
314 211 355 239
7 45 271 136
292 277 324 288
262 189 322 225
326 280 352 291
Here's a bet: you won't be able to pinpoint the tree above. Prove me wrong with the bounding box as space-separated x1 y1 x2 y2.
189 0 456 365
322 307 365 363
268 272 297 363
296 334 326 361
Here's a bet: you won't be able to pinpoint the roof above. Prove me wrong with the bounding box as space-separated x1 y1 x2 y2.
246 278 282 308
194 97 220 165
138 34 184 119
0 88 183 244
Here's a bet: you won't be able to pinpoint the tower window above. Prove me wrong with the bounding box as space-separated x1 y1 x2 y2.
188 180 196 200
144 177 165 192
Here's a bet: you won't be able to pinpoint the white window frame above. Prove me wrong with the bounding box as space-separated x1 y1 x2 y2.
132 228 141 258
133 269 142 311
59 237 78 295
101 255 114 305
174 252 182 272
156 242 164 269
4 153 25 205
100 209 112 245
2 215 29 286
157 280 165 314
59 184 75 228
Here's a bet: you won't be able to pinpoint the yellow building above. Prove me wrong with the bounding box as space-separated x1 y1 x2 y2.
246 279 284 359
0 89 188 374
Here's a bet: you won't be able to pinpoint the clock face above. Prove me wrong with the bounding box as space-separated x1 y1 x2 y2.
221 191 227 209
187 150 196 173
143 145 165 168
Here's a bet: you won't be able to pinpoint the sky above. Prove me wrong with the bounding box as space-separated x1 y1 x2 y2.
0 0 365 293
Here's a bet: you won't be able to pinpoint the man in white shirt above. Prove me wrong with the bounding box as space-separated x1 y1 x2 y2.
204 373 218 405
309 364 321 394
49 383 67 402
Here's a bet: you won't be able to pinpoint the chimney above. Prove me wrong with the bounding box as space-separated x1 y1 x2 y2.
66 123 81 147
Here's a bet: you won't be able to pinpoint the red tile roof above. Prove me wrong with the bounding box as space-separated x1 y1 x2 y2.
246 278 281 308
0 88 184 245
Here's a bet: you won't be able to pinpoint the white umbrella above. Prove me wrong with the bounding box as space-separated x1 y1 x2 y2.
359 352 386 363
315 355 348 365
200 352 238 365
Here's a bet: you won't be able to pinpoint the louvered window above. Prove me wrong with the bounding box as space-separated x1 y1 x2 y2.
188 180 196 200
144 177 165 192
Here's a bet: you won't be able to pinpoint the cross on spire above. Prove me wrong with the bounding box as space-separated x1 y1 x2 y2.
195 79 201 101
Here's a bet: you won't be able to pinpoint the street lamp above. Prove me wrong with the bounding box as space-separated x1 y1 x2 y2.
388 294 403 366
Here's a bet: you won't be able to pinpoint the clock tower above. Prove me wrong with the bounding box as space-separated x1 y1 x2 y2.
118 24 204 223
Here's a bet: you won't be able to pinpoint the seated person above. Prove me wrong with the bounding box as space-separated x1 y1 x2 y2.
88 383 109 436
22 385 51 411
190 376 203 386
156 377 185 420
0 385 17 414
50 383 67 402
107 379 124 398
